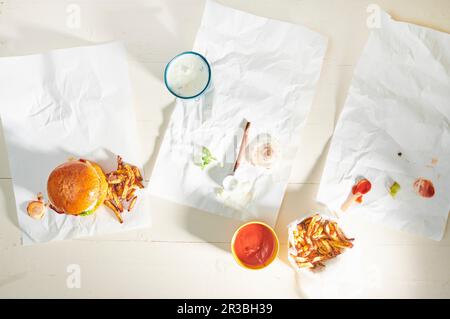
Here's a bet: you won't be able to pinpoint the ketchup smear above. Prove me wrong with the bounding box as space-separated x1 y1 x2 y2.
233 223 276 267
352 179 372 203
414 178 435 198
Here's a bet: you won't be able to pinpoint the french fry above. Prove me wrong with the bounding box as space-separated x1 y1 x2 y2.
330 240 353 249
126 188 136 202
306 215 320 237
115 183 124 198
303 216 312 228
288 214 354 271
297 262 314 268
124 164 135 185
108 178 122 185
104 200 123 224
128 196 137 212
117 155 124 170
106 186 113 201
312 225 323 239
111 190 123 212
135 179 144 189
102 155 145 222
335 223 354 242
132 165 143 181
320 239 333 254
121 182 129 200
107 173 123 184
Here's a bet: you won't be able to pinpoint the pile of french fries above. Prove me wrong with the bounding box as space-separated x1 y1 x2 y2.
104 156 144 223
288 214 354 270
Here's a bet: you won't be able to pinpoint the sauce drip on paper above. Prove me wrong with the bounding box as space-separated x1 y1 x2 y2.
351 179 372 203
413 178 435 198
341 178 372 211
233 223 276 267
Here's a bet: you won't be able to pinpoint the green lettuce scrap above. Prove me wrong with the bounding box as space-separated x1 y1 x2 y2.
389 181 401 198
198 146 216 170
79 198 103 217
79 209 95 217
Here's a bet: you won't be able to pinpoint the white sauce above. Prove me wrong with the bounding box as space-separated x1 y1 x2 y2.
166 53 209 98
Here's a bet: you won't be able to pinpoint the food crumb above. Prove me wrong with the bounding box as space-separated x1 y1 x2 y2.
389 181 401 198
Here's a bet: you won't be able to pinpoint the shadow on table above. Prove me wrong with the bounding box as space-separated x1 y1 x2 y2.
389 11 450 35
0 272 28 290
275 138 332 259
0 119 18 230
96 0 203 71
0 25 93 57
90 1 203 178
0 179 20 231
142 100 176 180
183 208 242 247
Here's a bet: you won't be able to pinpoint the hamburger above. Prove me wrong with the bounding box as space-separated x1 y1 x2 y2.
47 159 108 216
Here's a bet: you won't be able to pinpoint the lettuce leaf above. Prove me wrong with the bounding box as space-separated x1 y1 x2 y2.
79 209 95 216
79 199 103 217
199 146 216 170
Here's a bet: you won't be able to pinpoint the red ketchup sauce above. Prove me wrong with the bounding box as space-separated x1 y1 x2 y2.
352 179 372 203
414 178 435 198
233 223 276 268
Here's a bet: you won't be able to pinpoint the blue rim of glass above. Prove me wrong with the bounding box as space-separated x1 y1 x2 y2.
164 51 212 100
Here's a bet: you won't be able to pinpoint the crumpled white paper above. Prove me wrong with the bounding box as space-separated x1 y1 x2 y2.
149 0 327 226
0 42 151 245
317 12 450 240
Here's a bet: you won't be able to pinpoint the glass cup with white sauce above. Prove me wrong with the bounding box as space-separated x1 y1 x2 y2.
164 51 211 100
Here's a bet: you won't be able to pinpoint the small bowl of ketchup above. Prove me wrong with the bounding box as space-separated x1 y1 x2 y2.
231 221 279 270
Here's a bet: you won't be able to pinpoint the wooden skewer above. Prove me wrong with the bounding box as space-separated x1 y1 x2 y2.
233 120 251 173
340 193 361 212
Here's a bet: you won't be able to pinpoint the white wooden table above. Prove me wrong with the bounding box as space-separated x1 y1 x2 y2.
0 0 449 298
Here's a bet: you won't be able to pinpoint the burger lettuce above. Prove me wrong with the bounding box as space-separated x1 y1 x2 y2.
79 209 95 217
79 199 103 217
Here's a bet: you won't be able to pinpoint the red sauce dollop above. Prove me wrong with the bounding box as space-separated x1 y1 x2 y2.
352 179 372 195
351 179 372 203
414 178 435 198
233 223 276 267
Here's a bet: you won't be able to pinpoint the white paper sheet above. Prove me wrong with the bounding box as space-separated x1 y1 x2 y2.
149 0 327 226
0 42 151 245
317 12 450 240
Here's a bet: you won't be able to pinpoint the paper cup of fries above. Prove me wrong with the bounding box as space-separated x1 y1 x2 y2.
288 213 354 272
